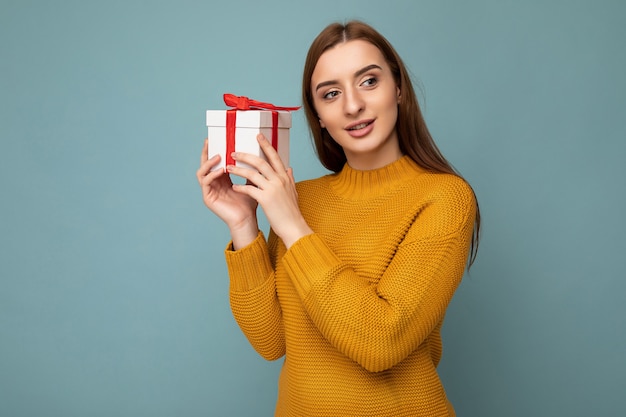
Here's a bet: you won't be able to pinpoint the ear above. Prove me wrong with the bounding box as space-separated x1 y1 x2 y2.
319 119 326 128
396 87 401 103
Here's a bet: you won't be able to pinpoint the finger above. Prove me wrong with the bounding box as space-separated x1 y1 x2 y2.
200 139 208 164
227 150 274 179
257 134 286 173
231 181 262 202
230 136 285 182
197 154 222 182
201 167 228 194
226 162 268 188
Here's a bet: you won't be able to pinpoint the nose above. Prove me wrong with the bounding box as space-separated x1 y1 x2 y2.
343 87 364 116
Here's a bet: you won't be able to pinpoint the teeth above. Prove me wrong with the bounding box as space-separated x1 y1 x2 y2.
350 122 369 130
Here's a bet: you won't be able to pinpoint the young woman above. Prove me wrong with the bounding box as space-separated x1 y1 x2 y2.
197 20 480 417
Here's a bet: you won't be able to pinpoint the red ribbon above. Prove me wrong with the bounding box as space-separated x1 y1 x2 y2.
223 94 300 167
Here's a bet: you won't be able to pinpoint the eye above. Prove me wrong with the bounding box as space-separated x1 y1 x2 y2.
323 90 340 100
361 77 378 87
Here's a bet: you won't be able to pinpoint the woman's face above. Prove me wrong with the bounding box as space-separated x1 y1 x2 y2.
311 40 402 170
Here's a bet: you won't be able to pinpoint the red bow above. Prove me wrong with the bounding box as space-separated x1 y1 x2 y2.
223 94 300 167
223 93 301 112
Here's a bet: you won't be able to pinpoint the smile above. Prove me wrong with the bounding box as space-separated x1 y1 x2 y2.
346 119 374 131
348 122 371 130
345 119 375 138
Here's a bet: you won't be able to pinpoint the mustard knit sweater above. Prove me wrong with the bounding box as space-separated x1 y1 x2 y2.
225 156 476 417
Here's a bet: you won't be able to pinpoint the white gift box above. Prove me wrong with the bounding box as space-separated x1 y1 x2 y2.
206 110 292 172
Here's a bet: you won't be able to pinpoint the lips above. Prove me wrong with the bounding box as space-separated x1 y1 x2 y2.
348 122 370 130
345 119 375 138
346 119 373 130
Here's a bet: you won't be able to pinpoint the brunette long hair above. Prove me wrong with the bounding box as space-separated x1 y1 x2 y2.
301 20 481 267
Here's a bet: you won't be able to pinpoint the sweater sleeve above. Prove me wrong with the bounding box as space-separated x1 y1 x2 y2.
225 231 285 361
281 180 476 373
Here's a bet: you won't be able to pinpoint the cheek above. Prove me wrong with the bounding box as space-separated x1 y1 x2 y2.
312 100 327 127
316 108 335 130
384 94 400 121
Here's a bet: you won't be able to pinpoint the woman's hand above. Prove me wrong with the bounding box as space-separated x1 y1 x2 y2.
196 139 259 249
227 134 313 249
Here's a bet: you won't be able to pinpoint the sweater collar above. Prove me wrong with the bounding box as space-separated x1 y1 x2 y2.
329 156 427 201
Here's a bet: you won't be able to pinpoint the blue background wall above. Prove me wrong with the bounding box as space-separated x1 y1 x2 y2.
1 1 624 416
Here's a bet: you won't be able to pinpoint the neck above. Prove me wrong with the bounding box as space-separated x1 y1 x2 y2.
343 140 403 171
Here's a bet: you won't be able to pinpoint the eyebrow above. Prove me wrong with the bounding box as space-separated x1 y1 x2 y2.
314 64 383 92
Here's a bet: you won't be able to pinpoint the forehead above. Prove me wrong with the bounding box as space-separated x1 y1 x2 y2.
311 40 387 81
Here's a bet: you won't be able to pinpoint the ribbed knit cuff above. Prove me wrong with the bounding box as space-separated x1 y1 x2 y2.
282 233 343 298
224 231 273 292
